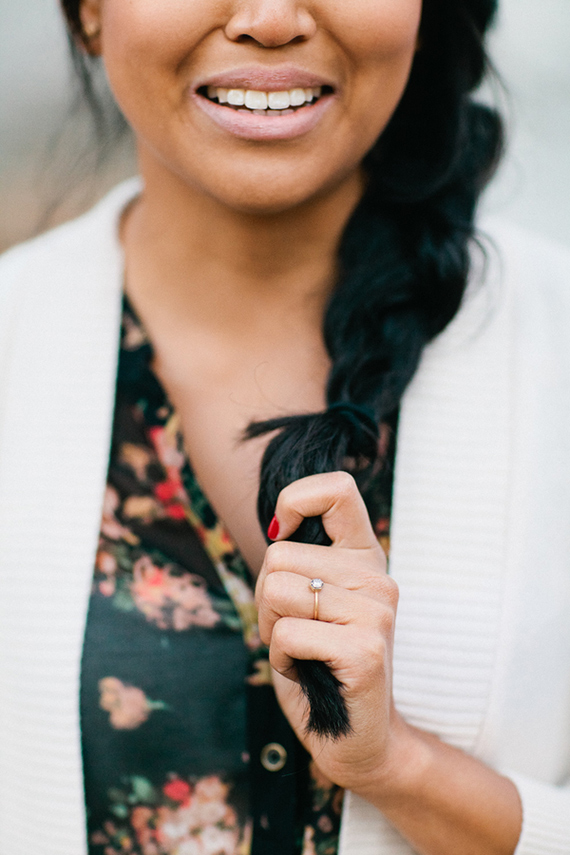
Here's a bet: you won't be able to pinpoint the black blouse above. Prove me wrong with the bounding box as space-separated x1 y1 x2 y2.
80 297 395 855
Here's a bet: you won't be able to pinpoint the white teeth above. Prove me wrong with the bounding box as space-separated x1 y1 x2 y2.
268 90 291 110
289 88 306 107
245 90 268 110
209 85 324 111
227 89 245 106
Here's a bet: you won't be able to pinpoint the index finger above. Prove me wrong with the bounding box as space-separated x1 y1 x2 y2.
271 471 380 551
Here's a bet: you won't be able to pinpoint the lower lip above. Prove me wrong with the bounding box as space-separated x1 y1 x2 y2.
192 92 336 141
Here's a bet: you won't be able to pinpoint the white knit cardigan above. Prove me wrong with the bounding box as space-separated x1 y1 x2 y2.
1 181 570 855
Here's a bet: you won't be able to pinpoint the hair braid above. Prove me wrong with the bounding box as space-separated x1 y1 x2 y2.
245 0 503 737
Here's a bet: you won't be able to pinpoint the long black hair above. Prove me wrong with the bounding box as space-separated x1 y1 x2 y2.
246 0 503 531
246 2 503 737
61 0 503 738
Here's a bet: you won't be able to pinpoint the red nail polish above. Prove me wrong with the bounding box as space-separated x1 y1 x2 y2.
267 515 280 540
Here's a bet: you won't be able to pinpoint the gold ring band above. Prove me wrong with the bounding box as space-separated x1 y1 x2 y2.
310 578 324 620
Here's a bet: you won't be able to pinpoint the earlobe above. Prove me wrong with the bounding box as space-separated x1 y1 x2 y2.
78 0 103 55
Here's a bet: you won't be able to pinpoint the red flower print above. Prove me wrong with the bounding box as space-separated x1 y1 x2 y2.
163 778 191 804
90 772 246 855
147 567 165 586
154 480 179 503
131 557 166 604
165 504 186 521
130 557 220 631
147 426 163 446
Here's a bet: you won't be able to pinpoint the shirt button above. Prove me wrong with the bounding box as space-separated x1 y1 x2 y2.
260 742 288 772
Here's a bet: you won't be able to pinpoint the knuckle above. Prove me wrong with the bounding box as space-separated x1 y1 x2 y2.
362 570 385 596
268 640 295 678
364 598 395 636
365 635 388 670
271 617 294 650
361 569 397 603
333 470 358 499
264 541 289 573
349 630 387 677
377 605 396 636
380 575 400 609
261 569 284 603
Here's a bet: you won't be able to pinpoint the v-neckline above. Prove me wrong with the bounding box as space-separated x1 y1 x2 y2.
120 293 267 649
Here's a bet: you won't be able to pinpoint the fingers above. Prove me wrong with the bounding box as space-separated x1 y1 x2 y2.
257 571 396 642
259 539 388 590
268 618 391 699
258 472 399 701
256 548 398 644
271 471 379 550
256 531 397 647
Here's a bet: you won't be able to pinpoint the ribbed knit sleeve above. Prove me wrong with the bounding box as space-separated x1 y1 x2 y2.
510 774 570 855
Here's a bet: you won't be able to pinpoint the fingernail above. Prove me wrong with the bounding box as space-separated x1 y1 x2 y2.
267 515 280 540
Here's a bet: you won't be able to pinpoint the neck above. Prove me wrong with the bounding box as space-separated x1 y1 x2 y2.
122 151 364 339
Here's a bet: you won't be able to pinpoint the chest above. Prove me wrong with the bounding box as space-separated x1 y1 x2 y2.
174 394 272 575
149 333 329 575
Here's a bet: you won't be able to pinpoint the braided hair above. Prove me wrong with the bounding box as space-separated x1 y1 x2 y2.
61 0 503 737
246 0 503 735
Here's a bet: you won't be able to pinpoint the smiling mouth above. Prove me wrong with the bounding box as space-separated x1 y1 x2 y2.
198 85 333 117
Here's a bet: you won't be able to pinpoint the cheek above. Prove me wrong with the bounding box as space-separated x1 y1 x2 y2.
101 0 211 47
334 0 422 97
99 0 210 113
334 0 422 142
329 0 422 55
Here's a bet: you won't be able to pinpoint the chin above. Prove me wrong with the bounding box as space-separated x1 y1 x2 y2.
197 161 357 218
211 188 319 217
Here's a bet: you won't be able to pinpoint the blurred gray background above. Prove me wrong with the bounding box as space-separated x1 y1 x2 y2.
1 0 569 253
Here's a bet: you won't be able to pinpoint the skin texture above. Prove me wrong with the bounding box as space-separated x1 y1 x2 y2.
258 473 522 855
81 0 422 214
77 1 523 852
77 0 425 575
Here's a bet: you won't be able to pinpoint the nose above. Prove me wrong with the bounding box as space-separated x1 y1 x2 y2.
225 0 317 48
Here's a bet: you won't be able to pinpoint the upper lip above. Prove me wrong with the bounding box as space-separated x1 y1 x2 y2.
195 65 336 93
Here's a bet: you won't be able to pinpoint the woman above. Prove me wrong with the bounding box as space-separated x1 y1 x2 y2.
0 1 569 853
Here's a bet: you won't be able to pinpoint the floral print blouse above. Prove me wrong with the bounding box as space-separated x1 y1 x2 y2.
80 297 396 855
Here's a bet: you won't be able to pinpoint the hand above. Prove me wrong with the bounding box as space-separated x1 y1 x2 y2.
256 472 524 855
255 470 411 796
